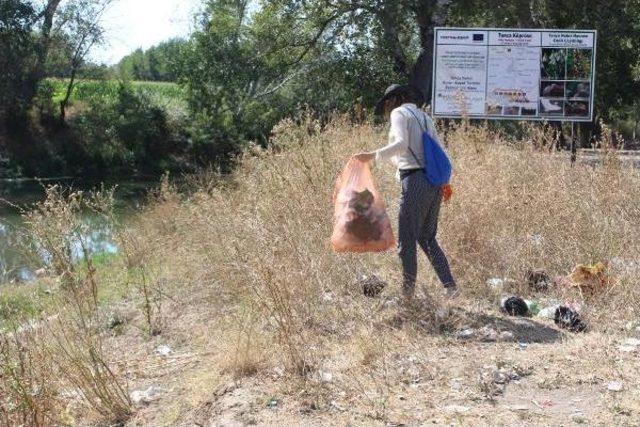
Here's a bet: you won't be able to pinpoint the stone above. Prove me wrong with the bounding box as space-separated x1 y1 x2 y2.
319 370 333 383
131 386 163 405
455 328 475 340
479 326 498 342
499 331 516 342
445 405 471 413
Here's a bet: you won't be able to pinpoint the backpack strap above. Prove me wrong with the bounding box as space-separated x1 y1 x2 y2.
405 107 429 134
402 107 428 167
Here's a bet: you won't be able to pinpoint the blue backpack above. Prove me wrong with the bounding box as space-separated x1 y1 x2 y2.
405 109 452 186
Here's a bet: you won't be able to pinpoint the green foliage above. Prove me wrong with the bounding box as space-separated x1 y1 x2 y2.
0 0 37 120
117 38 186 82
71 81 182 175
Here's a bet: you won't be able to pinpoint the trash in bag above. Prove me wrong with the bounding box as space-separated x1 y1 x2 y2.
501 296 529 316
554 306 587 332
331 158 395 253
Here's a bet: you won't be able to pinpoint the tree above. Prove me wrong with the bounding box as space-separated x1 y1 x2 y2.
117 39 187 81
57 0 113 123
0 0 38 121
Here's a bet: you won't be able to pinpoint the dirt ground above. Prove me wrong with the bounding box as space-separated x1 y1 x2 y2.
103 283 640 427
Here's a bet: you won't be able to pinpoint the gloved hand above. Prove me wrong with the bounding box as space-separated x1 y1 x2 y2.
441 183 453 203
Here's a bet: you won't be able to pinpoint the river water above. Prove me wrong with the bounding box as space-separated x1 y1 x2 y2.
0 178 155 284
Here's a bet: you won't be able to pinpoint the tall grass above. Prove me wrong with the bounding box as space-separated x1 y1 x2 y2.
122 115 640 374
1 116 639 422
1 187 131 425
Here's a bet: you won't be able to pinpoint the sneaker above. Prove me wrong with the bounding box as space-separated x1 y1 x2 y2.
444 286 460 299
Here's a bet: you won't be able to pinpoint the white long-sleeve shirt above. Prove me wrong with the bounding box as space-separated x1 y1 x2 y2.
375 103 440 172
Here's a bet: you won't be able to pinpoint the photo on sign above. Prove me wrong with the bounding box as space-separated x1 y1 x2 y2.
566 81 590 100
486 103 502 115
502 106 520 116
540 81 565 98
541 48 566 79
566 49 592 80
540 99 563 116
565 100 590 117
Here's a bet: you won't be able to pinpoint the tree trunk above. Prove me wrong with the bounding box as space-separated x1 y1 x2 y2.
377 8 409 76
410 0 449 107
27 0 63 104
60 67 77 124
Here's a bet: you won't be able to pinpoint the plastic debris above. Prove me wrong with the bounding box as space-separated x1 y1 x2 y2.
607 381 623 392
619 338 640 352
525 300 541 316
486 277 506 290
499 331 516 342
526 269 550 291
537 305 559 319
554 306 587 332
501 296 529 316
565 262 613 295
155 345 172 357
624 338 640 346
357 274 386 297
625 320 640 332
131 386 163 405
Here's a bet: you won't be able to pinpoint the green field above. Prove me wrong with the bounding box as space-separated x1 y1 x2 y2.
46 78 188 117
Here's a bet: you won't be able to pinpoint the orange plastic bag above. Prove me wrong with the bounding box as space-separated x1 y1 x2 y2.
331 158 396 253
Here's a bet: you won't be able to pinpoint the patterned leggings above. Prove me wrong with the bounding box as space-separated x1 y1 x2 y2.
398 171 456 297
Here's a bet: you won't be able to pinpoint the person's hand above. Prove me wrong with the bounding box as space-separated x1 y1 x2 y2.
354 152 375 163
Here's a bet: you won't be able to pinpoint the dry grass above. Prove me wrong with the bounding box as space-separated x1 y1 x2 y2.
1 187 131 425
3 115 640 425
115 115 639 424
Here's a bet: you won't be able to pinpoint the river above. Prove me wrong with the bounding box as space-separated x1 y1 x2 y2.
0 178 155 285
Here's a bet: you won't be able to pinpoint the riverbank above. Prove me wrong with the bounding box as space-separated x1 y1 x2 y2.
2 118 640 426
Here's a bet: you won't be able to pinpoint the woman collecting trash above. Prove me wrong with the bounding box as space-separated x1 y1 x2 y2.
354 84 458 301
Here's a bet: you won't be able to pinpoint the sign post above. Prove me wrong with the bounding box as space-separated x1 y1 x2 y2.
432 28 597 123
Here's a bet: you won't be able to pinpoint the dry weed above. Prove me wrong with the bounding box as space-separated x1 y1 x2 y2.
122 115 640 383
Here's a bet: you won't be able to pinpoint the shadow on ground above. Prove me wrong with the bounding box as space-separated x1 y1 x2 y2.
460 310 564 343
383 298 564 344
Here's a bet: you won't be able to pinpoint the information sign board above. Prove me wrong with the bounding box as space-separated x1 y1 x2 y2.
432 28 597 121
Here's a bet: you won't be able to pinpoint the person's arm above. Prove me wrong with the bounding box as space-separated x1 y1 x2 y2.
374 109 408 163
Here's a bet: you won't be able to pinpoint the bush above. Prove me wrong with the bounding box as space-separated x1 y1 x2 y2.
72 81 182 175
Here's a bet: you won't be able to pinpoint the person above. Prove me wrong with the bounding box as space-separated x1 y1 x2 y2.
354 84 458 300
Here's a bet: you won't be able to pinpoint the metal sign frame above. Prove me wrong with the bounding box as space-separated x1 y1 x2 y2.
431 27 597 122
